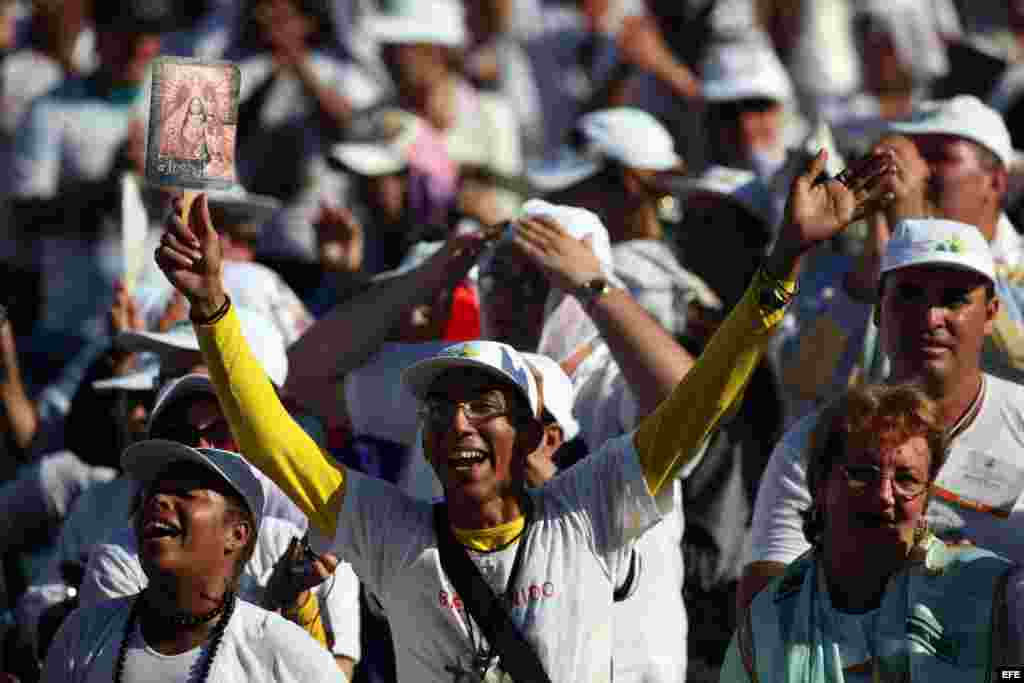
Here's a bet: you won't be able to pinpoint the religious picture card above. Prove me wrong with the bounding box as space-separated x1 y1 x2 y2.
146 57 241 190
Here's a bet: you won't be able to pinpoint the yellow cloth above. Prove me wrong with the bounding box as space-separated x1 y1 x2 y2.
196 270 788 540
635 272 791 496
286 592 328 648
452 517 526 552
197 307 345 537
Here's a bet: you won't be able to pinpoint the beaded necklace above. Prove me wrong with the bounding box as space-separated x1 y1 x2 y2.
113 591 236 683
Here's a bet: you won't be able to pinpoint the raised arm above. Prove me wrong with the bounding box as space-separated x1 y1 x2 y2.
511 216 695 417
634 149 896 495
155 195 343 538
285 223 494 424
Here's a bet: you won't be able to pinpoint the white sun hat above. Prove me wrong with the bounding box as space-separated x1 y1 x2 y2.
365 0 467 48
700 38 794 104
329 109 422 177
402 340 542 419
520 352 579 441
880 219 996 284
113 306 288 387
527 107 686 192
122 439 264 532
886 96 1015 169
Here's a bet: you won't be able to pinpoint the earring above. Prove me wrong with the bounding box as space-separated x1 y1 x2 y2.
913 519 929 545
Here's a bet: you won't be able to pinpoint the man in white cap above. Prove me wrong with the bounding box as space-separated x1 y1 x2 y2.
152 147 895 681
41 439 343 682
784 97 1024 409
740 218 1024 616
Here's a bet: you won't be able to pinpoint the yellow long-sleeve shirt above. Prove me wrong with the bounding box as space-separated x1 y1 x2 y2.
195 272 789 542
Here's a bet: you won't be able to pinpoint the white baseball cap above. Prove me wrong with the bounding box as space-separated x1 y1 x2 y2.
701 39 794 104
114 307 288 387
329 109 421 177
365 0 466 48
880 219 996 284
886 96 1015 168
402 340 542 419
521 353 579 441
122 439 264 533
146 373 219 435
680 166 776 232
92 353 161 392
527 108 686 192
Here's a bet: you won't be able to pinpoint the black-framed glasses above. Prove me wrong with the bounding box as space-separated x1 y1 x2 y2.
840 464 928 500
417 397 511 430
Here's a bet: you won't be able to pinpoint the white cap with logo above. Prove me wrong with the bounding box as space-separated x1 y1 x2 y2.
527 108 686 192
880 219 996 284
402 340 542 419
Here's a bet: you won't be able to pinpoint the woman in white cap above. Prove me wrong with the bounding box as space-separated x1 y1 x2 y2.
41 439 344 682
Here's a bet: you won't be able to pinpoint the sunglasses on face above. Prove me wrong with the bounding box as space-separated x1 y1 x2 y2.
840 463 928 500
149 419 238 451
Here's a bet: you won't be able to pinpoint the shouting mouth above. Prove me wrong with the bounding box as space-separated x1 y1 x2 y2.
448 449 489 470
141 519 182 540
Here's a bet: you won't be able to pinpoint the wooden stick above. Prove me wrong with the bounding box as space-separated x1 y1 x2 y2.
181 189 199 226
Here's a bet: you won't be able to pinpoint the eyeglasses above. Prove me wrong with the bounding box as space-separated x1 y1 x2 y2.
840 464 928 500
418 396 511 430
149 419 237 451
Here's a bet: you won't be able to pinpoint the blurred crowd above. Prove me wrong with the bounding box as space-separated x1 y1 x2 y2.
0 0 1022 681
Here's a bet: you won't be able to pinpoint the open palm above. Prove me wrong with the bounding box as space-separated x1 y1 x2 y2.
781 149 895 251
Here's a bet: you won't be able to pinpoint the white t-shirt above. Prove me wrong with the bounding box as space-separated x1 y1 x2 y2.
346 341 687 682
79 516 360 661
41 595 344 683
312 432 669 683
751 374 1024 565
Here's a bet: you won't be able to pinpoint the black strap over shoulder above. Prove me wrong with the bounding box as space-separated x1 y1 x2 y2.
433 501 553 683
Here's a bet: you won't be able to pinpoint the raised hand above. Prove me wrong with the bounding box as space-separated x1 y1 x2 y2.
154 193 226 318
265 536 340 613
768 149 896 277
314 203 364 274
510 215 604 293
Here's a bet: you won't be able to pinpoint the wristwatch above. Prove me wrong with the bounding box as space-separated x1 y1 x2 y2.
572 277 614 311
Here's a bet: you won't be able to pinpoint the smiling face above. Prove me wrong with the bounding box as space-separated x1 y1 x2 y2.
135 462 252 589
420 368 537 509
877 265 997 390
818 433 932 566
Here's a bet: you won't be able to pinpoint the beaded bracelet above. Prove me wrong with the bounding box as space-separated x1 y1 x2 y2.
756 267 798 314
190 294 232 325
